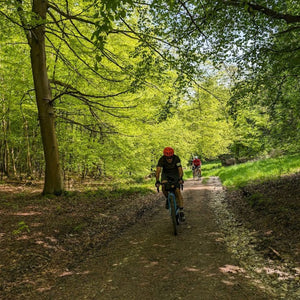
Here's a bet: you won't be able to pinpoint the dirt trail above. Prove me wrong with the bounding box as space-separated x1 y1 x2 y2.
40 178 274 300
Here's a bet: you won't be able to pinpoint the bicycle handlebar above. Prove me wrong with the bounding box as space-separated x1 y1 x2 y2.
156 183 184 193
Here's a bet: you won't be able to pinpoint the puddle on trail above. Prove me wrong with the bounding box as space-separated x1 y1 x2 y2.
207 177 300 300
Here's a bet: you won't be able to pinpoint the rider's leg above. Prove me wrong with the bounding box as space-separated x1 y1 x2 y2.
175 188 183 208
161 181 168 198
161 180 169 209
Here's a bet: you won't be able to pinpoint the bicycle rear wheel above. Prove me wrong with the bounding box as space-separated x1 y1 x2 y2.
193 169 196 180
169 194 178 236
197 168 201 179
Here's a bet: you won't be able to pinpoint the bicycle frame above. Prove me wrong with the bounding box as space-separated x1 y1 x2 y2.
167 189 179 236
158 178 182 236
192 165 201 179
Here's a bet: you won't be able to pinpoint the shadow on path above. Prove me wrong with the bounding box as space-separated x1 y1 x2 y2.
43 178 271 300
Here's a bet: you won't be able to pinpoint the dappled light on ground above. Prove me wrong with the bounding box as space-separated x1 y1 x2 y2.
0 176 299 299
219 264 246 274
208 177 300 299
40 178 274 299
11 211 41 216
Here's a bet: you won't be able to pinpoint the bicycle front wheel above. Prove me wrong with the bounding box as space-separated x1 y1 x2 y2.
169 194 178 236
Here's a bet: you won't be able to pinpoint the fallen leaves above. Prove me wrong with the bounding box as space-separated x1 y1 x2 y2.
0 184 161 299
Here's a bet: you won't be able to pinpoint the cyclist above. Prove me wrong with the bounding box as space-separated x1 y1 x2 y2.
192 156 202 177
155 147 185 222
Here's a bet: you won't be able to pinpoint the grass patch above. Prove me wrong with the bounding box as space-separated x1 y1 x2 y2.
184 169 193 179
202 161 222 171
63 184 154 202
184 161 222 179
63 177 155 200
203 153 300 188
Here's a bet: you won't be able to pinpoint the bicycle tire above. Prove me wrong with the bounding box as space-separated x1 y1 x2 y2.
193 169 196 180
169 193 178 236
194 168 201 179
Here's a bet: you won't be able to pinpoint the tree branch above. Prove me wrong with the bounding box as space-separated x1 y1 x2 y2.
56 113 118 134
50 79 136 110
178 0 207 38
48 2 95 25
45 30 123 83
222 1 300 24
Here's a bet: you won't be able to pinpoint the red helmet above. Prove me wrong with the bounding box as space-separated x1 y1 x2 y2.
163 147 174 157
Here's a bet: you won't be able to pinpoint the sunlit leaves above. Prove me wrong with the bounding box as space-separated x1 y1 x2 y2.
92 0 134 49
2 0 299 183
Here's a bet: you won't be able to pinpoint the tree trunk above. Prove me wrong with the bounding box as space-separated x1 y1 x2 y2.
24 119 33 176
2 118 10 177
30 0 63 194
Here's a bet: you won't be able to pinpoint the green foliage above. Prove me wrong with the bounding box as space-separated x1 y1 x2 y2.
0 14 41 177
64 180 154 200
202 161 222 172
1 0 299 188
92 0 134 49
184 161 222 179
184 169 193 179
135 0 300 157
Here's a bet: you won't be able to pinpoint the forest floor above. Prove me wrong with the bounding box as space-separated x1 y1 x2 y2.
0 174 299 299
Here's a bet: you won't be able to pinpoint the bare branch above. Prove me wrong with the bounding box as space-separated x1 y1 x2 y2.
50 79 134 108
48 2 95 25
178 0 207 38
45 30 123 82
56 113 118 134
0 10 24 29
120 17 172 63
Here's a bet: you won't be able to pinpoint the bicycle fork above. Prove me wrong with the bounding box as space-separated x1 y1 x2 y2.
168 192 180 225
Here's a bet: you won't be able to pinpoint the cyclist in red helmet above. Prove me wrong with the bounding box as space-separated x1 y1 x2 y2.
155 147 185 222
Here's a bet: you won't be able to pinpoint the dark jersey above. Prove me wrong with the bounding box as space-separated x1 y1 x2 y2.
157 155 182 181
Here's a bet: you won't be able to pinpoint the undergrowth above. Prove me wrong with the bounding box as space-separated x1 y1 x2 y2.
200 153 300 188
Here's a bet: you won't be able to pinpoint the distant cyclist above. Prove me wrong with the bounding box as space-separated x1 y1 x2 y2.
155 147 185 222
192 156 202 178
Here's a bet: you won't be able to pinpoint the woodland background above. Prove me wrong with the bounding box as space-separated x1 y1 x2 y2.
0 0 299 193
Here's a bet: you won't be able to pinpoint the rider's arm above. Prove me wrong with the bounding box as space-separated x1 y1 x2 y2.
155 166 162 182
178 166 183 179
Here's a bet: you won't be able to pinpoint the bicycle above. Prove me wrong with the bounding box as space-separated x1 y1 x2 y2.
192 166 201 180
157 178 183 236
